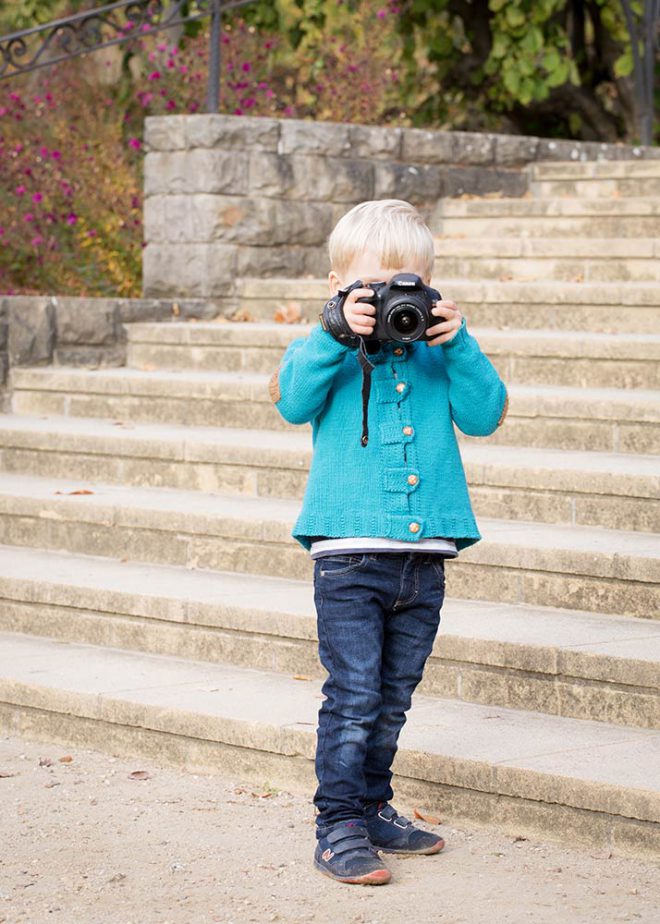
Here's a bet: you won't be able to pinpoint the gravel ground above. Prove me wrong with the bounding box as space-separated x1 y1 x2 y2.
1 733 658 924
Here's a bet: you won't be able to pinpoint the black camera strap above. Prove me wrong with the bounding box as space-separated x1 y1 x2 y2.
356 336 376 447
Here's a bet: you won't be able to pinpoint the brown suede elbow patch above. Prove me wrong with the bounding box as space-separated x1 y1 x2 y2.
497 390 509 428
269 366 282 403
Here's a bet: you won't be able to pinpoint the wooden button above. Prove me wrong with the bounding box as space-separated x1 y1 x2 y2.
393 347 404 355
402 426 413 436
407 474 418 485
409 522 420 533
395 382 406 393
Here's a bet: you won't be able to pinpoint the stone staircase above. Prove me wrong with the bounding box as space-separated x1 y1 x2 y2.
1 158 659 859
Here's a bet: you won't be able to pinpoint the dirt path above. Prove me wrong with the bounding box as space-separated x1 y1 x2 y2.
1 733 658 924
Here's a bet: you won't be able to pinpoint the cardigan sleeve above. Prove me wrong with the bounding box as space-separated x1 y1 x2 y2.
436 316 509 436
269 322 358 425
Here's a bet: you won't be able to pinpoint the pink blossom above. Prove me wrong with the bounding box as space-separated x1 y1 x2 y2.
24 213 35 222
15 185 25 196
31 235 44 246
39 145 49 157
0 107 7 117
243 97 256 108
9 92 20 101
87 229 97 238
157 42 168 52
179 65 188 74
66 213 77 225
377 8 387 18
242 62 252 73
0 227 4 236
147 70 161 81
51 150 61 160
128 137 142 150
166 58 176 69
32 192 43 203
166 99 176 111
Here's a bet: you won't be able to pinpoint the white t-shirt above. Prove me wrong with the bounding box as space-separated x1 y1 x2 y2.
309 536 458 559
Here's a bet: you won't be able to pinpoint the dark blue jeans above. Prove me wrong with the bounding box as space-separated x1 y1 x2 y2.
312 551 447 835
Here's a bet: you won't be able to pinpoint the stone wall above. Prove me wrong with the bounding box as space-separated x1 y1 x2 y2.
0 295 223 403
142 113 659 305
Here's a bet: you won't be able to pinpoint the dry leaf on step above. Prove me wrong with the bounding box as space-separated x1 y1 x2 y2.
413 807 441 824
128 770 152 780
274 302 303 324
293 674 312 681
54 489 95 495
229 307 256 322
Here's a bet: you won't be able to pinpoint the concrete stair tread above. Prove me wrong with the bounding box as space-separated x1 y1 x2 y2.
531 161 660 179
125 319 660 358
433 237 660 256
238 276 660 301
0 412 658 490
438 196 660 215
2 543 659 672
11 366 660 427
1 629 659 824
0 470 657 570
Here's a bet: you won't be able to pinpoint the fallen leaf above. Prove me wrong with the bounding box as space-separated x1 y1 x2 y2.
58 755 73 763
128 770 152 780
0 771 17 778
229 307 255 322
292 674 312 681
413 807 441 825
44 781 60 788
273 302 303 324
54 489 94 495
39 757 53 767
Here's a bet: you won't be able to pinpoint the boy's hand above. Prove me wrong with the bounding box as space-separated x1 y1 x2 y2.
426 300 463 346
342 287 377 337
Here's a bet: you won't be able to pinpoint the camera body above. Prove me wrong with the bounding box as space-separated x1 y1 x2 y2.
320 273 442 345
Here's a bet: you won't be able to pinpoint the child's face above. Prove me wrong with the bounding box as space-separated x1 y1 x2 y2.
328 249 432 294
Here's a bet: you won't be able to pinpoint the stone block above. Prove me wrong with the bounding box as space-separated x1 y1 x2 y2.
7 296 55 366
279 118 352 157
144 114 187 151
144 150 249 195
55 297 118 345
236 245 308 278
251 150 371 202
444 165 528 197
348 123 403 159
184 114 280 151
494 133 540 165
373 162 446 202
452 131 496 165
400 128 456 163
142 242 237 298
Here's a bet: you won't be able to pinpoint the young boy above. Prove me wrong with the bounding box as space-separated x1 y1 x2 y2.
269 199 508 885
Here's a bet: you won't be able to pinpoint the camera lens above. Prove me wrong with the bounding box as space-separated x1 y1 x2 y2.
392 308 417 334
387 301 425 340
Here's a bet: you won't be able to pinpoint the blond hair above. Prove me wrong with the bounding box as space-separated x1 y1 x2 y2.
328 199 435 280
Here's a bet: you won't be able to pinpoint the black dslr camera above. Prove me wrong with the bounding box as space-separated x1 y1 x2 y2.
320 273 442 346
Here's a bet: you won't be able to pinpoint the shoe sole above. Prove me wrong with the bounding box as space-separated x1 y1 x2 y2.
313 858 392 885
374 838 445 856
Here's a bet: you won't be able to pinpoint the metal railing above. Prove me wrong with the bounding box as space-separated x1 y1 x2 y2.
0 0 257 112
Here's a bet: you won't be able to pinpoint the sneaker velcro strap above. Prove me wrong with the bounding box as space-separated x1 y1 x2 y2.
326 825 372 855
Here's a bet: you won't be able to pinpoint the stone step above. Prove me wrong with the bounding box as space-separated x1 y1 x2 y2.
236 277 660 334
529 161 660 180
125 321 660 390
1 414 657 533
0 472 656 618
1 630 659 858
439 196 660 218
434 196 660 237
10 366 660 454
1 545 658 730
530 178 660 199
434 238 660 283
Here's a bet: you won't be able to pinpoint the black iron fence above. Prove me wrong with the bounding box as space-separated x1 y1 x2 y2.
0 0 256 112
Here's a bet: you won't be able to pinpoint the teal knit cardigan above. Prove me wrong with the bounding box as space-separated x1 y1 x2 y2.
270 316 508 552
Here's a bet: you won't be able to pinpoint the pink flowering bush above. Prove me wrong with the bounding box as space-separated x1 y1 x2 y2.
1 1 413 296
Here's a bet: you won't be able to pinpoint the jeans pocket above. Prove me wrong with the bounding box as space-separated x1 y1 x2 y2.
317 553 369 577
429 557 446 583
